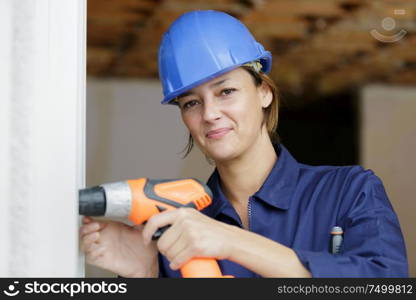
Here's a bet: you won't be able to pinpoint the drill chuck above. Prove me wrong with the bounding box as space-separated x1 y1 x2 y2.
79 186 106 216
79 181 132 218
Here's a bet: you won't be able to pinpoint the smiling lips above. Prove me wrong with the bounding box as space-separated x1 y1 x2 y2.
206 128 232 139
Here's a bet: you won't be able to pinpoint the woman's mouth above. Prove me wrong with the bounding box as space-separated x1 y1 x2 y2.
206 128 232 139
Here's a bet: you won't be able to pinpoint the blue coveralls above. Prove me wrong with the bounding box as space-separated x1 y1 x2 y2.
159 144 408 277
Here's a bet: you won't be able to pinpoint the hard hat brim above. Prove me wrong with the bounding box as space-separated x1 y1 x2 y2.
161 51 272 105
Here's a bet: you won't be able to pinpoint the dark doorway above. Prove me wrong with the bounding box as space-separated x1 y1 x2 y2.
278 90 359 166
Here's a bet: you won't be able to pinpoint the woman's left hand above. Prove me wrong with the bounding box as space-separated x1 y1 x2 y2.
142 207 237 270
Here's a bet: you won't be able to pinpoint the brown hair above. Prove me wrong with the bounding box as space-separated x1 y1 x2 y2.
181 66 280 158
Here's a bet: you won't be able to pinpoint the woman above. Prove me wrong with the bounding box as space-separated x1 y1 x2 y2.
80 10 408 277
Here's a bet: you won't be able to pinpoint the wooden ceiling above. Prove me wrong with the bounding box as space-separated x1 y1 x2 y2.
88 0 416 105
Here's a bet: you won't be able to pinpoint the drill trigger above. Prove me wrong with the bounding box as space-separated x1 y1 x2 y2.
152 225 171 240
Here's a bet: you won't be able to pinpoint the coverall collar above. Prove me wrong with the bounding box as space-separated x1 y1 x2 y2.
206 144 300 218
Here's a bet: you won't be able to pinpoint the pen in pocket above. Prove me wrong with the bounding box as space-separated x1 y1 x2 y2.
331 226 343 254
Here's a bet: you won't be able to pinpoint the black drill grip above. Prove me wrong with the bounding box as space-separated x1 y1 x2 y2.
152 225 171 240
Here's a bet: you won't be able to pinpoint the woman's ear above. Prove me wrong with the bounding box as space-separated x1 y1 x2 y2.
259 82 273 109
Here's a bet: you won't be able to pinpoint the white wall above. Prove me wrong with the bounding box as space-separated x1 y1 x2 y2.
86 78 214 277
0 0 86 277
361 85 416 277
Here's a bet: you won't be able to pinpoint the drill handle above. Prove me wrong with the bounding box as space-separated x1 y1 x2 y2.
151 225 232 277
181 258 233 278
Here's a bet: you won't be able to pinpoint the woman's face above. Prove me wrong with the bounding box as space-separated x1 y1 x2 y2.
176 67 273 162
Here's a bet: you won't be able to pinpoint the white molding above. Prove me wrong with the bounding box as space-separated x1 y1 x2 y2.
0 0 12 276
0 0 86 277
76 0 87 278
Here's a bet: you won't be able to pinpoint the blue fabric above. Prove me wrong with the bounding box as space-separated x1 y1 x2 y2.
159 144 408 277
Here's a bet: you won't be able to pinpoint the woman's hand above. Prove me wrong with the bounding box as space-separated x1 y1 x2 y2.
80 216 159 277
142 208 237 270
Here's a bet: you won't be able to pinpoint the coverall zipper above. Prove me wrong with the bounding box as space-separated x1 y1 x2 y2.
247 197 252 230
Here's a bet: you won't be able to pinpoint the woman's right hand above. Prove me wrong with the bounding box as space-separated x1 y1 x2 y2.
80 216 159 278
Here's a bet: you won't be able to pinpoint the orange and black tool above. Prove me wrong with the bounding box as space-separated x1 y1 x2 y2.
79 178 233 278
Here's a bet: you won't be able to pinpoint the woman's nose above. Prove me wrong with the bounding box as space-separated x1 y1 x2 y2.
202 98 221 122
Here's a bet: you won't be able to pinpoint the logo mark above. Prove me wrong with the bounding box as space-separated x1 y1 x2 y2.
3 281 20 297
370 9 407 43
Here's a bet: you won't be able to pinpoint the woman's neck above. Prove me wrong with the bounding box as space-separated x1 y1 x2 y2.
215 133 278 206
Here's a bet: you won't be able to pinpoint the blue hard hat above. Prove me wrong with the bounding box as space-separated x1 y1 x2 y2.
158 10 272 104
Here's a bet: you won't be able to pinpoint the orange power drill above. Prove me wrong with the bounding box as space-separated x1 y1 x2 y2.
79 178 232 278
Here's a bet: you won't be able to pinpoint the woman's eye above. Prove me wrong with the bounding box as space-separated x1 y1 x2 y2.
221 88 236 96
182 100 199 110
